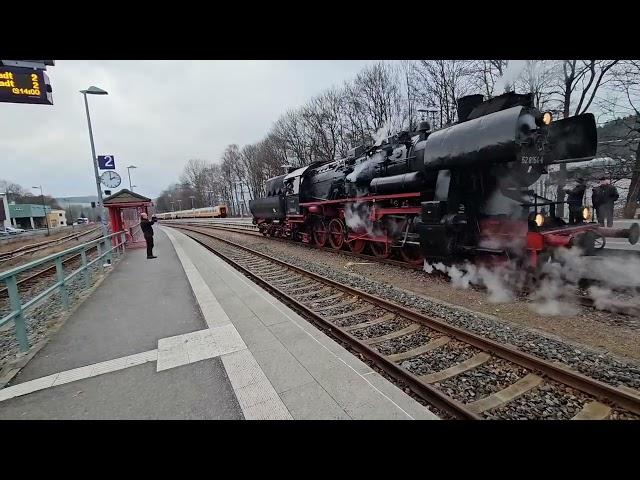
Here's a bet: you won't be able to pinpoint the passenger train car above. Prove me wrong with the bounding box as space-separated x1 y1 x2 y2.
155 205 228 220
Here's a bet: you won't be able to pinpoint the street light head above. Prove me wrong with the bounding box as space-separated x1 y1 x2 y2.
80 86 108 95
127 165 137 169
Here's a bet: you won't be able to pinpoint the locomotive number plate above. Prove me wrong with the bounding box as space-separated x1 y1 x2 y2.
520 155 544 165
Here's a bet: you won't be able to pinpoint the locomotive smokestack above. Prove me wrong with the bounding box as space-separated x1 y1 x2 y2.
457 94 484 123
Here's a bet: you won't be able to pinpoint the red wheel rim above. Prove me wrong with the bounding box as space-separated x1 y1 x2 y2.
349 238 366 254
313 222 328 247
328 219 345 250
369 241 390 258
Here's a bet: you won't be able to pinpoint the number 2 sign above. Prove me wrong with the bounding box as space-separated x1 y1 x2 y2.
98 155 115 170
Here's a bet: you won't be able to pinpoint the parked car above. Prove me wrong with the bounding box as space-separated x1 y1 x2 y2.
4 226 26 234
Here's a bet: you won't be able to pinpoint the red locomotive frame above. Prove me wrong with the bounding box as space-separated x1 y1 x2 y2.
256 189 638 269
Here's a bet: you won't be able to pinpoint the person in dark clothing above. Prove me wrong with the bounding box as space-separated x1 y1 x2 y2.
565 177 587 225
140 212 157 259
592 177 619 227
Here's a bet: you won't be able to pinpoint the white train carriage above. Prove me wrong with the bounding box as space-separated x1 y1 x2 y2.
156 205 228 220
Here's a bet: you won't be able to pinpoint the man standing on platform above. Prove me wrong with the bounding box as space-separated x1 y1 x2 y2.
564 177 587 225
140 212 157 259
592 177 619 227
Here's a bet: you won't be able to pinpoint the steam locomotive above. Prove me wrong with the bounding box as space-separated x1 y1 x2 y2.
249 92 639 268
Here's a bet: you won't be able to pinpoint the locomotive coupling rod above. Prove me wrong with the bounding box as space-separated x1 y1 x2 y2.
598 223 640 245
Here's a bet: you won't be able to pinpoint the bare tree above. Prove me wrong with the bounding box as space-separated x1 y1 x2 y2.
272 112 308 167
342 62 406 144
469 60 508 98
299 88 351 161
513 60 558 110
552 60 620 216
180 159 209 207
0 179 26 202
411 60 475 128
607 61 640 217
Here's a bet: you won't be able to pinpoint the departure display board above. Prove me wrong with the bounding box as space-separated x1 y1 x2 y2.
0 66 53 105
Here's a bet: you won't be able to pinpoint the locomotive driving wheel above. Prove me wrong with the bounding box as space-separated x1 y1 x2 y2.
397 218 424 265
399 244 424 265
369 240 390 258
312 220 328 247
348 237 367 254
328 218 346 250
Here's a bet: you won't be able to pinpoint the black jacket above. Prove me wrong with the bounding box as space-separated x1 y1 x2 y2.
565 184 586 206
592 184 619 207
141 218 156 236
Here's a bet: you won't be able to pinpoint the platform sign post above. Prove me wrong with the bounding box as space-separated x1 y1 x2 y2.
98 155 115 170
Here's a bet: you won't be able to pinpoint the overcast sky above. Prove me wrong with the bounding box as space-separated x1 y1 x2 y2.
0 60 376 199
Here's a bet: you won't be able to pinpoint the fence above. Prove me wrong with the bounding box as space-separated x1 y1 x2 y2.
0 231 127 352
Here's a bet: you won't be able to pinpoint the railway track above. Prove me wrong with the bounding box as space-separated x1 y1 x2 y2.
165 220 640 317
0 227 101 263
170 224 640 420
0 244 101 299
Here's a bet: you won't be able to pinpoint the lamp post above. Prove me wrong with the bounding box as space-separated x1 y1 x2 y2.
177 199 183 211
80 85 109 235
32 185 50 236
189 195 196 209
170 201 175 212
127 165 137 191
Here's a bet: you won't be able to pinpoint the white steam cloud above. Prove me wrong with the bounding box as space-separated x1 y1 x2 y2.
494 60 528 95
424 246 640 317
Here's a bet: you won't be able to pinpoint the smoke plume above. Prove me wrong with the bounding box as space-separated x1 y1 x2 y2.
494 60 527 94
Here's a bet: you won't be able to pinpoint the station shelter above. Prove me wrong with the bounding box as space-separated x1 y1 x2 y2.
103 189 153 248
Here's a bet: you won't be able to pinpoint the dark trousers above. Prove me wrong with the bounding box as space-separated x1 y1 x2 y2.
596 203 614 227
568 205 582 225
145 235 154 257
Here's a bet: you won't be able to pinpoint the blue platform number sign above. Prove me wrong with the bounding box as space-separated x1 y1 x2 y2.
98 155 115 170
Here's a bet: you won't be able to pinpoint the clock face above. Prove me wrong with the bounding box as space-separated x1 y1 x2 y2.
100 171 122 188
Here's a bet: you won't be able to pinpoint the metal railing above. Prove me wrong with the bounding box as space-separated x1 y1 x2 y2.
0 231 127 352
128 222 143 243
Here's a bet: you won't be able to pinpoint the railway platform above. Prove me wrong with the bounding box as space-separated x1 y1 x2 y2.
0 227 438 420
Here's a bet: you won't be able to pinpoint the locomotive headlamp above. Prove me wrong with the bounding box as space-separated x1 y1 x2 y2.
583 206 592 221
542 112 553 125
535 213 545 227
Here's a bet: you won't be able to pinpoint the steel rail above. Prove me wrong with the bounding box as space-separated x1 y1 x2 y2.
171 224 640 418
